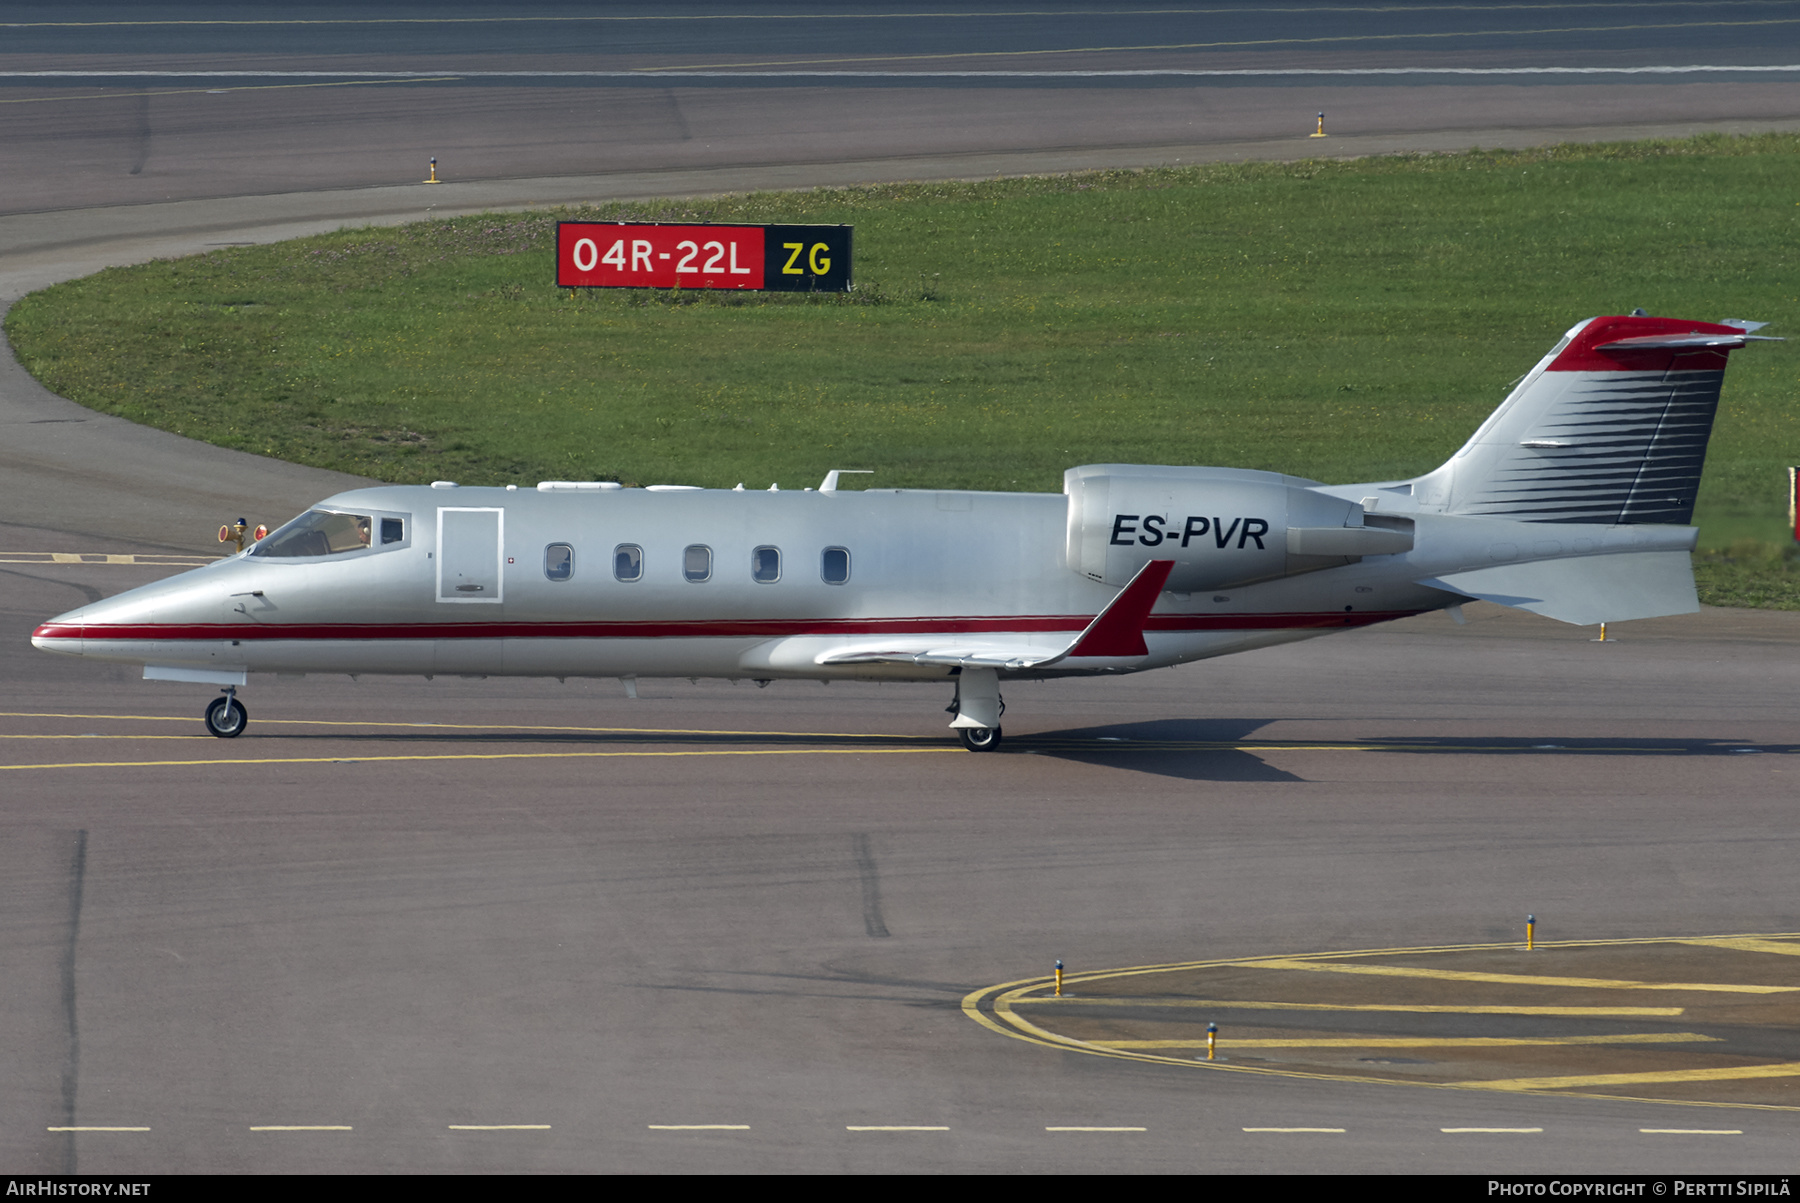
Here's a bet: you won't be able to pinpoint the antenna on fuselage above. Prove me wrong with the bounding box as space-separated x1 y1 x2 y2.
819 470 873 492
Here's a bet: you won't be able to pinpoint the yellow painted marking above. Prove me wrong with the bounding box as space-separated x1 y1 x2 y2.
249 1125 353 1131
647 1124 749 1130
1015 998 1684 1017
1443 1127 1542 1133
846 1126 949 1131
447 1125 550 1131
1455 1062 1800 1091
0 711 941 741
50 554 81 563
1235 958 1797 994
1641 1129 1742 1135
4 713 1779 758
0 746 959 772
0 78 463 107
1045 1126 1146 1132
640 18 1800 72
1681 937 1800 957
1095 1033 1719 1049
966 934 1800 1110
46 1126 149 1132
1244 1127 1345 1133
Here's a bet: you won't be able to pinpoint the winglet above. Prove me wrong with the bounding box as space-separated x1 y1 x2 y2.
1065 559 1174 658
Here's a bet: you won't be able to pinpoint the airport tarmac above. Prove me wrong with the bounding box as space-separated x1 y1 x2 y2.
4 544 1798 1172
2 1 1798 1176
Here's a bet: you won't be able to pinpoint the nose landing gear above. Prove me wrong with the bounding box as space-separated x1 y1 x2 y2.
204 687 248 738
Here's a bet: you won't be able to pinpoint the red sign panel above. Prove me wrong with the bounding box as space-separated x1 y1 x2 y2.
557 223 765 290
556 222 852 292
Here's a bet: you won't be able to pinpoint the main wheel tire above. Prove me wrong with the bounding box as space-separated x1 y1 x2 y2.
204 696 248 738
958 725 1001 752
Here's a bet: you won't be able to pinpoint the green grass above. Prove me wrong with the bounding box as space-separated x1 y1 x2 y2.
8 133 1800 605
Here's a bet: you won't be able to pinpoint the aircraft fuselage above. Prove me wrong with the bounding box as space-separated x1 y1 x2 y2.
32 481 1451 685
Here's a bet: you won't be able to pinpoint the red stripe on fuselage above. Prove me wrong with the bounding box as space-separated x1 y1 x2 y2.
33 610 1424 644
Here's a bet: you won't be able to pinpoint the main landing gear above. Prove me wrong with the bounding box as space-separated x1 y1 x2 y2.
947 667 1004 752
204 687 248 738
957 725 1002 753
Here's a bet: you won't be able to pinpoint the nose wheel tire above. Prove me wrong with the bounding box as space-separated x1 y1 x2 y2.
957 725 1001 752
204 696 248 739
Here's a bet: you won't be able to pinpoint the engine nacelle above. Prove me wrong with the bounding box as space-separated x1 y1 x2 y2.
1064 464 1412 591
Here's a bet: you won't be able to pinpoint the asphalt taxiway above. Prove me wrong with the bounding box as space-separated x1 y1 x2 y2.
2 1 1798 1175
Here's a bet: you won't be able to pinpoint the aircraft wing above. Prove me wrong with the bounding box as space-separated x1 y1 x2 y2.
816 640 1068 669
810 559 1177 670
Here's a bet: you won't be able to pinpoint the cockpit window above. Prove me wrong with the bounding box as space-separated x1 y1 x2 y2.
251 510 374 558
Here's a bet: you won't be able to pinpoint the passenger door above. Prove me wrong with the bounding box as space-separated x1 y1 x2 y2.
436 507 504 603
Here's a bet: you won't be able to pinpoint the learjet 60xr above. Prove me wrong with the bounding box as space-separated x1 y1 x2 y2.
32 313 1774 749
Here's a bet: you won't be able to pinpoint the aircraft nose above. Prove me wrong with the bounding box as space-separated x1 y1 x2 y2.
31 603 89 655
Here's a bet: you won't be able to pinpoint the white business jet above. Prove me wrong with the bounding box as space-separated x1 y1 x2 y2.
32 313 1775 749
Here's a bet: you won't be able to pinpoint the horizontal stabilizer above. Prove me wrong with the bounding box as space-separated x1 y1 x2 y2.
1418 550 1698 626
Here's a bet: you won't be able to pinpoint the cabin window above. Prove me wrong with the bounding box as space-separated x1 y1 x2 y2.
381 518 405 545
614 544 643 582
544 543 574 582
752 546 781 583
822 546 850 584
684 544 712 583
251 510 373 558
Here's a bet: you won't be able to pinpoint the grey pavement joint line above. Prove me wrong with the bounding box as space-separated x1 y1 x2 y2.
5 66 1800 80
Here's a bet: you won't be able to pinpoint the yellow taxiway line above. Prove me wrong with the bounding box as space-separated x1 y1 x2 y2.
2 711 1787 757
1232 958 1798 994
1094 1033 1719 1049
1681 937 1800 957
1012 998 1686 1017
963 933 1800 1110
1457 1062 1800 1091
0 746 962 771
0 711 942 741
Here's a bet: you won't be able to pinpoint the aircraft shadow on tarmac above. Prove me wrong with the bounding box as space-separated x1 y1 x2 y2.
182 721 1795 785
1005 719 1307 782
1000 719 1800 783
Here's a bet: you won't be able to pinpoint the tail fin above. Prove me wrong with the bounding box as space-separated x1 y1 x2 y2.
1413 315 1774 525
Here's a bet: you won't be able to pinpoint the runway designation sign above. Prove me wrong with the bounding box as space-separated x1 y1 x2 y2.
555 222 852 292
